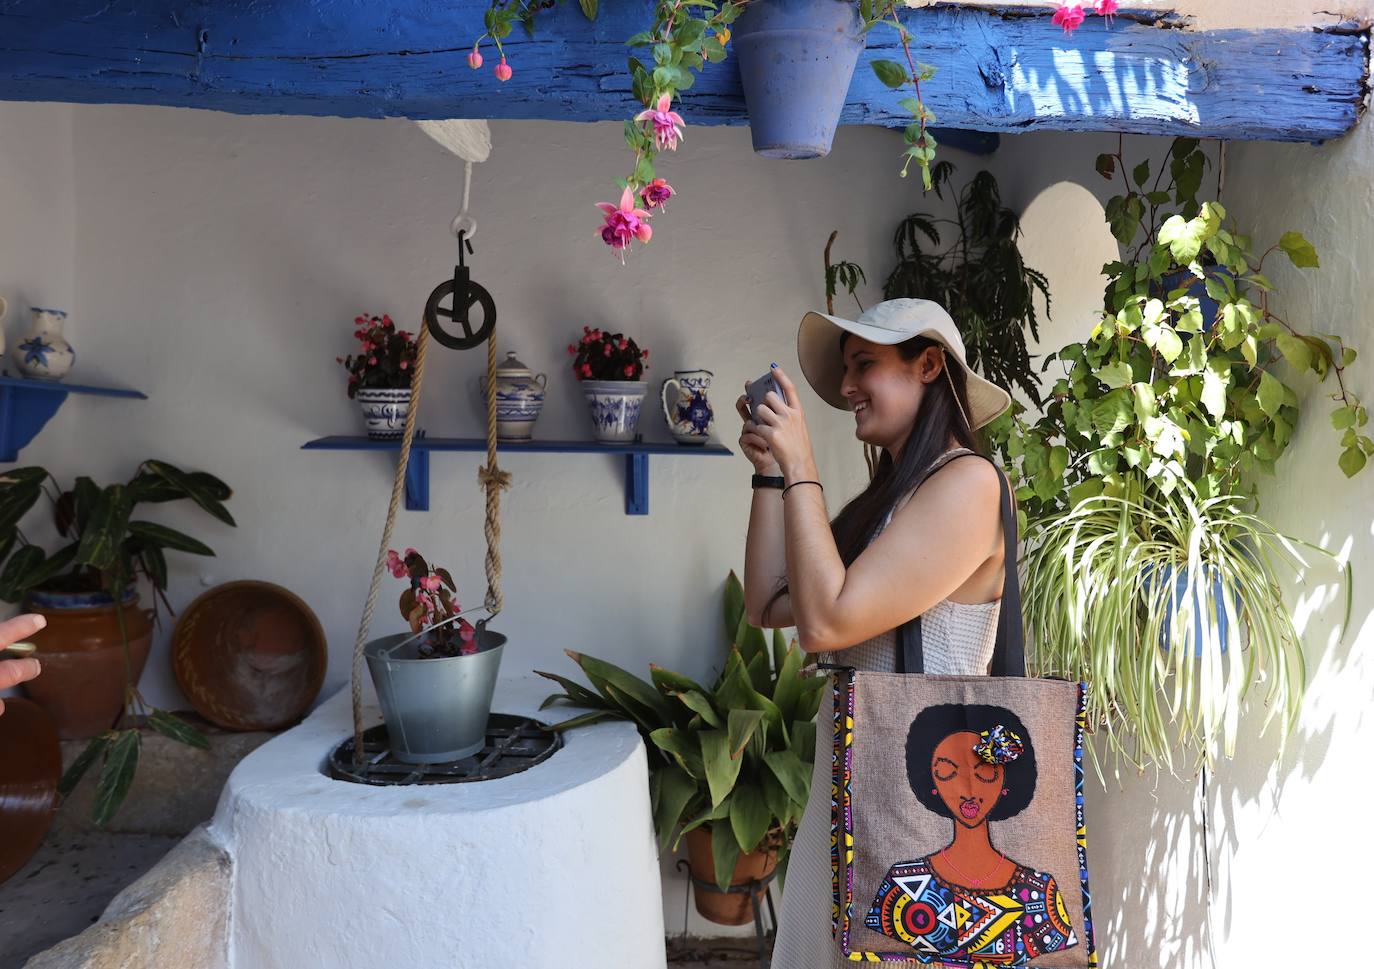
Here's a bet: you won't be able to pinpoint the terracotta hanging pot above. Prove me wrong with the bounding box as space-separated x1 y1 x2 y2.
683 825 780 926
21 587 153 739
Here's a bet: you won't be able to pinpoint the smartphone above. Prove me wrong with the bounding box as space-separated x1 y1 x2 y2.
1 642 36 658
745 369 781 421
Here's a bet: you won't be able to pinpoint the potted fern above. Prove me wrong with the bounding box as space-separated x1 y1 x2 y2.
537 571 824 923
1003 138 1369 776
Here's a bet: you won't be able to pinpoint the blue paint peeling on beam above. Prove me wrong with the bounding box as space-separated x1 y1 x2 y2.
0 1 1365 142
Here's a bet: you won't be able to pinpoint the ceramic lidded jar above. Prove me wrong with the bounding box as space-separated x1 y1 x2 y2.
479 351 547 442
14 307 75 381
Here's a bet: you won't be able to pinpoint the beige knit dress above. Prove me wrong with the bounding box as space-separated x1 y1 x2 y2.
770 448 1002 968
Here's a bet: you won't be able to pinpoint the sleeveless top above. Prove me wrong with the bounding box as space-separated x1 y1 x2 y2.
770 447 1004 969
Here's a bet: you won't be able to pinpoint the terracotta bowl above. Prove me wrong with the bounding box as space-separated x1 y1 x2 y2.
0 698 61 885
171 581 327 732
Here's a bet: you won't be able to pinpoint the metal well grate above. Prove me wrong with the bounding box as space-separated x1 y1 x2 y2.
327 714 562 786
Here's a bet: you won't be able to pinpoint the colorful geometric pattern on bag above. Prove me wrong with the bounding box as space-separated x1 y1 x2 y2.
866 860 1075 964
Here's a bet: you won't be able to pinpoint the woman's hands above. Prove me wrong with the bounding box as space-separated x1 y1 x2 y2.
0 613 45 716
749 367 818 482
736 388 781 475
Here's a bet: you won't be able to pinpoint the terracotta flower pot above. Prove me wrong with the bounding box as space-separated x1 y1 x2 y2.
683 825 780 926
21 588 154 739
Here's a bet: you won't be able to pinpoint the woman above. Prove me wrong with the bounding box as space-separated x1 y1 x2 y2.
738 298 1014 968
866 704 1076 964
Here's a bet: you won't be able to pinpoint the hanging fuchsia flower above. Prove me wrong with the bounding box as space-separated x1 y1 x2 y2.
640 177 675 210
494 57 512 82
1052 2 1086 32
595 186 653 261
635 93 686 151
468 49 483 70
1093 0 1118 18
386 549 407 579
419 574 443 593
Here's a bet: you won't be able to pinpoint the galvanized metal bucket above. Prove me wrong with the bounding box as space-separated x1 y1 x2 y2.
364 625 506 763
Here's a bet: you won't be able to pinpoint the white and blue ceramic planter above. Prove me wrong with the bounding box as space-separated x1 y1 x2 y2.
582 379 648 444
660 369 715 445
479 351 548 442
355 387 412 440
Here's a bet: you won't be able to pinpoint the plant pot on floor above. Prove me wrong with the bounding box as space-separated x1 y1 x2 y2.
355 387 413 440
683 826 780 926
364 627 506 763
21 587 153 740
582 380 648 444
732 0 866 159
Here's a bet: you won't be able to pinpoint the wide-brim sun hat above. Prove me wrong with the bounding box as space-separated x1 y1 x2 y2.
796 298 1012 430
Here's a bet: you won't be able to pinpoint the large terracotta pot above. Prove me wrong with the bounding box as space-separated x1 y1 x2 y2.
21 588 154 739
684 825 780 926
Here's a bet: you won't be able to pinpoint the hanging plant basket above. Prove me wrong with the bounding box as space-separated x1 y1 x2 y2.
733 0 866 159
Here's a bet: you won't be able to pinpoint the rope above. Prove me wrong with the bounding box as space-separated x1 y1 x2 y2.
350 319 433 761
479 331 511 615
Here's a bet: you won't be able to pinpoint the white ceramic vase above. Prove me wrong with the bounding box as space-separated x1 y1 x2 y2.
13 307 75 380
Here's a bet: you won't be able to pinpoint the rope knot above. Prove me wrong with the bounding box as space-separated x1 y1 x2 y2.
478 465 512 491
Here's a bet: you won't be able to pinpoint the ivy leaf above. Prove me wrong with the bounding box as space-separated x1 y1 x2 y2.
1094 153 1115 180
1097 360 1134 389
1257 371 1284 417
1276 333 1313 371
1131 159 1150 188
578 0 598 19
1279 231 1319 269
870 59 908 89
1201 362 1229 419
1339 447 1367 477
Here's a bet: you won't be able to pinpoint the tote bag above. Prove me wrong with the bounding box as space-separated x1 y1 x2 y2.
827 458 1097 967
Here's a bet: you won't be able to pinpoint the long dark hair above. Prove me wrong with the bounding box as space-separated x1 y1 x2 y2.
762 333 986 627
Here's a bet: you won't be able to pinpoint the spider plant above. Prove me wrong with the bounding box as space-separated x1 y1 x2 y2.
1022 474 1344 779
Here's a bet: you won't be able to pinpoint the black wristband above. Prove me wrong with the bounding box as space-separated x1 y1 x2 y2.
751 474 785 490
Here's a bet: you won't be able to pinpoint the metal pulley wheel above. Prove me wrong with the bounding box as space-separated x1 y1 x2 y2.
424 231 497 351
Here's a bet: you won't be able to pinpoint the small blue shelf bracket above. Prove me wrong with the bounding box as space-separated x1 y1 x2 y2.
405 445 431 512
301 434 730 516
625 454 649 516
0 374 147 463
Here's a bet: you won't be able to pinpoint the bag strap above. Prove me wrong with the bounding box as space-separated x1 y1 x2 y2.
894 452 1025 677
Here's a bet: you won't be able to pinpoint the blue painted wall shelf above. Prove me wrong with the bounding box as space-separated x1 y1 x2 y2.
302 432 733 515
0 373 147 462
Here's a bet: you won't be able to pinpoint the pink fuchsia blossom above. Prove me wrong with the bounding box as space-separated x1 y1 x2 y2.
368 356 378 366
386 549 407 579
1052 2 1085 32
467 49 483 69
635 93 685 151
1093 0 1118 17
420 574 443 592
640 178 675 210
595 186 653 261
494 58 512 82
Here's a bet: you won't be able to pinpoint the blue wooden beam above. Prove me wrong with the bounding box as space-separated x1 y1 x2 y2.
0 2 1365 142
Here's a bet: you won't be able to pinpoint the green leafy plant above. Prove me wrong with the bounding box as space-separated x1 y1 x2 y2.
0 461 236 825
881 163 1049 406
993 137 1364 774
536 571 825 889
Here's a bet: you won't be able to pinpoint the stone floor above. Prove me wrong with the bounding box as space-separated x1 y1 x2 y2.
0 829 181 969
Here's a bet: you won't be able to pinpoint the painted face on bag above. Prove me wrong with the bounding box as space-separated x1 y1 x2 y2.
839 337 931 448
930 731 1004 829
